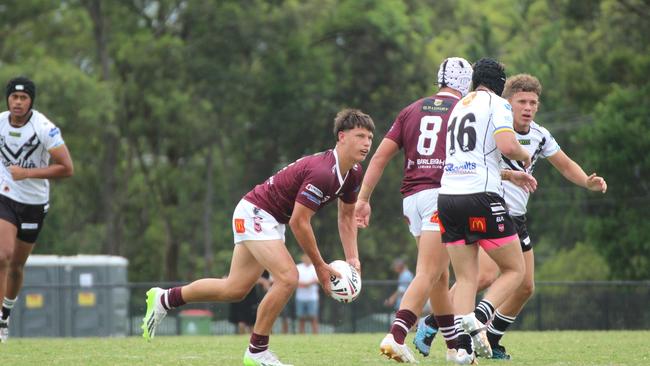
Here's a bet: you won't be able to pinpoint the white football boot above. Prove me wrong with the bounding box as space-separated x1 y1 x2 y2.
461 313 492 358
380 333 418 363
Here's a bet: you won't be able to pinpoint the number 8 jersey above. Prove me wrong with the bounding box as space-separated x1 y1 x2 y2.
384 92 461 197
440 90 514 196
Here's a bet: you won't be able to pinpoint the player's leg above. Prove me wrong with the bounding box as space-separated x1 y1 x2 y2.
0 220 17 343
382 190 441 363
0 238 33 343
417 243 500 361
142 242 264 340
446 242 482 362
243 239 297 366
487 248 535 359
457 238 522 360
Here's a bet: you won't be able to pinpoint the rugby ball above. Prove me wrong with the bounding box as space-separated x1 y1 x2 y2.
328 260 362 303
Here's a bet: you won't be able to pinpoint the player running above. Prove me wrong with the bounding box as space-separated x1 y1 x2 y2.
0 77 74 343
142 109 374 366
437 58 531 365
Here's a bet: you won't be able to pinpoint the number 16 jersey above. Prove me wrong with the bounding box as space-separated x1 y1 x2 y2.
440 90 514 196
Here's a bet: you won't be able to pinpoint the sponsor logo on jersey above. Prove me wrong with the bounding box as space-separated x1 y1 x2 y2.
430 211 439 224
444 162 477 174
496 216 504 222
518 139 531 145
498 223 505 232
417 158 445 167
9 131 20 138
422 98 452 114
504 103 512 111
353 184 360 193
234 218 245 233
300 191 321 205
469 217 486 233
305 184 324 198
407 159 415 170
21 223 38 230
48 127 60 137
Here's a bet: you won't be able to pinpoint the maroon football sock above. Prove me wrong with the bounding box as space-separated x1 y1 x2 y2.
390 309 417 344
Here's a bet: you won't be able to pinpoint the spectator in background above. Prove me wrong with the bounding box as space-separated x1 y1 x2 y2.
384 258 413 311
295 254 319 334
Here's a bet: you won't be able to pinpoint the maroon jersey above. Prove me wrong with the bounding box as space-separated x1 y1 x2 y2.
244 149 363 224
385 92 460 197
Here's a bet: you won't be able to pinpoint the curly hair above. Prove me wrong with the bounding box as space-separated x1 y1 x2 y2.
502 74 542 99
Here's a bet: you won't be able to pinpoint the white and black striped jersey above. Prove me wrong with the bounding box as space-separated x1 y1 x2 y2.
0 110 65 204
502 121 560 216
440 90 515 195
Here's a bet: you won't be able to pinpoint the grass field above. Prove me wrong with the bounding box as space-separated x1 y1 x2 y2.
1 331 648 365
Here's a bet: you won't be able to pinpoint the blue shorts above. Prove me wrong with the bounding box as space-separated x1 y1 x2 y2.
295 299 319 318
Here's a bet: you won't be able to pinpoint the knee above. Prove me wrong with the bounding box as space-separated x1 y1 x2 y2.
272 268 299 292
0 248 14 266
477 270 498 291
519 278 535 299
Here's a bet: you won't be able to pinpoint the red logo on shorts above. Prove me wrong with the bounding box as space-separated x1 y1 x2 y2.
430 211 439 224
498 224 505 232
234 218 245 233
253 216 262 233
469 217 487 233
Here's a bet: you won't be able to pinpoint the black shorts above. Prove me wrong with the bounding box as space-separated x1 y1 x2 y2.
512 215 532 252
438 192 518 250
0 194 48 243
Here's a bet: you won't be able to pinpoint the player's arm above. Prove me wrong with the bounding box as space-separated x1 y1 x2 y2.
355 138 399 228
289 202 339 293
548 150 607 193
338 199 361 273
9 145 74 181
495 131 530 167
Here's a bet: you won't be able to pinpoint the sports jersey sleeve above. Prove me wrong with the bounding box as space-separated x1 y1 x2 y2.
38 119 65 150
539 126 561 158
492 99 515 135
339 165 363 204
295 168 330 212
384 111 404 148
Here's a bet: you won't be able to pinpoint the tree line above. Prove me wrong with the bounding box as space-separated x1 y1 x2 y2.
1 0 647 281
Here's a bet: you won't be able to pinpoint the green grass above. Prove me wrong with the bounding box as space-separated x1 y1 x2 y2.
1 331 648 365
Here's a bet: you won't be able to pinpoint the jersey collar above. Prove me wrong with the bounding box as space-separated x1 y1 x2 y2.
332 148 349 194
436 91 460 100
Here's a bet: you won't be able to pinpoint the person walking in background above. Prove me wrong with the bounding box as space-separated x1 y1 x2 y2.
383 258 413 311
295 254 319 334
142 109 374 366
0 76 74 343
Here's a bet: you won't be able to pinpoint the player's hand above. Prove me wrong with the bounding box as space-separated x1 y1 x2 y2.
346 257 361 274
355 200 371 228
315 262 341 296
9 165 29 181
521 154 532 170
586 173 607 193
509 171 537 193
